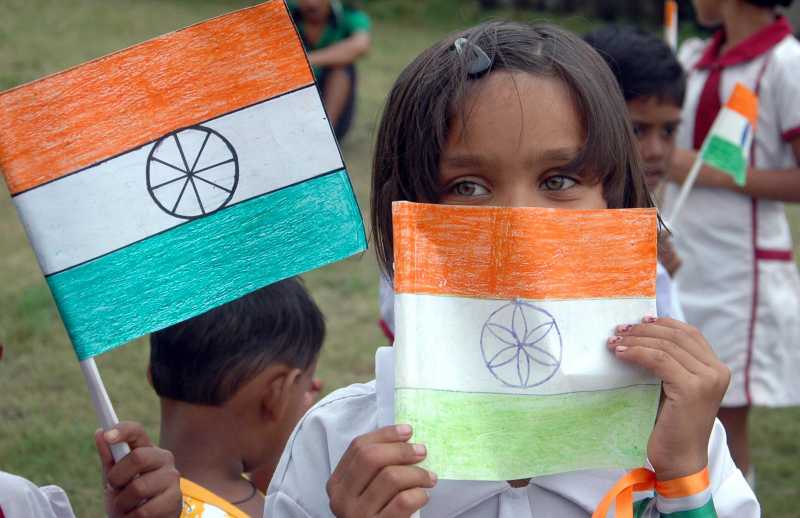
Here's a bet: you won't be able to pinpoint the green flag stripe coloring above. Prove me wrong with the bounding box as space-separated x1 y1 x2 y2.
702 135 747 186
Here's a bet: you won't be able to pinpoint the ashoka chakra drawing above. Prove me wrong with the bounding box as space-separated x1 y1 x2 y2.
146 126 239 220
480 300 563 388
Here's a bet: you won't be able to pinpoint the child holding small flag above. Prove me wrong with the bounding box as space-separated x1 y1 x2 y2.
266 21 759 518
662 0 800 481
149 278 324 517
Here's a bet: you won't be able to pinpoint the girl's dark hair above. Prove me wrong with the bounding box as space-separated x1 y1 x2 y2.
150 277 324 406
744 0 793 7
371 21 652 276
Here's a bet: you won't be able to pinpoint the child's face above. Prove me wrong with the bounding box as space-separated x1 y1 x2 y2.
627 96 682 192
692 0 725 26
438 71 606 210
298 0 331 23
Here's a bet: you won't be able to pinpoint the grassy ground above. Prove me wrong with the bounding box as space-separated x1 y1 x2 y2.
0 1 798 516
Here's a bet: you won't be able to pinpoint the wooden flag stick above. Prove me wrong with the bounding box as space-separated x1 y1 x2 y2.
666 154 704 228
80 357 131 462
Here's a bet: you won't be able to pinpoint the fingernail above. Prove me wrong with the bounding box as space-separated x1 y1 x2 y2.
396 424 412 436
104 429 120 443
429 470 438 483
643 315 657 323
615 345 628 353
616 324 632 333
608 336 622 345
413 443 427 456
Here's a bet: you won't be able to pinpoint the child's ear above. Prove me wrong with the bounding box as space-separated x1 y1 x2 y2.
261 365 303 423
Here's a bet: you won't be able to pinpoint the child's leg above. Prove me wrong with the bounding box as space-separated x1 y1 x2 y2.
717 406 750 474
321 66 355 139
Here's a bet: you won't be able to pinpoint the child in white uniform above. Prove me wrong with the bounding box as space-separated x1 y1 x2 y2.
267 21 758 517
662 0 800 478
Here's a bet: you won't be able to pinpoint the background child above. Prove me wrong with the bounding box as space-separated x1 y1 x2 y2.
289 0 371 140
267 21 757 517
149 277 324 517
662 0 800 481
584 25 686 319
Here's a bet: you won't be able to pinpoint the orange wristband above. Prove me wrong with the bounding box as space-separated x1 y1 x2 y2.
655 467 710 499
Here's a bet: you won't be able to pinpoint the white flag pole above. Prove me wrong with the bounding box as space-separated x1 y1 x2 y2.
666 153 704 228
80 357 131 461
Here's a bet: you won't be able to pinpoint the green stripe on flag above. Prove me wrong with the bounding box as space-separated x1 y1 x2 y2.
396 384 660 480
702 135 747 186
48 169 366 360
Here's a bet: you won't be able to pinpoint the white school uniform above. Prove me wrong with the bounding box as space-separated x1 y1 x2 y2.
662 17 800 407
265 348 758 517
0 471 75 518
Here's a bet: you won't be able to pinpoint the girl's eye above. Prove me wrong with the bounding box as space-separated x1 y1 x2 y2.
541 175 577 191
450 181 489 197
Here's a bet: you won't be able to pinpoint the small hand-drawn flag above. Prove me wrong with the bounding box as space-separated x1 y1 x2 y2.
664 0 678 51
699 83 758 186
393 202 659 481
0 1 366 360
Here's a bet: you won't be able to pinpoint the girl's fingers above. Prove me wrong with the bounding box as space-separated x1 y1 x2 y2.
377 488 430 518
120 480 183 518
107 446 175 492
112 465 180 515
616 317 718 366
608 335 704 375
361 465 436 515
612 343 695 386
104 421 154 450
328 426 423 506
94 428 114 480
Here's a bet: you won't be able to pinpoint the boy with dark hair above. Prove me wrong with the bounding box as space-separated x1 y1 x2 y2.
584 26 687 322
149 277 325 517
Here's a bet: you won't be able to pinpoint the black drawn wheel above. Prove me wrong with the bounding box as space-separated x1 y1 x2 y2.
146 126 239 220
480 300 563 388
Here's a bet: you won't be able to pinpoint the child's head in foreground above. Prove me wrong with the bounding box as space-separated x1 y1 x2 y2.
370 21 653 275
584 26 686 192
149 277 324 473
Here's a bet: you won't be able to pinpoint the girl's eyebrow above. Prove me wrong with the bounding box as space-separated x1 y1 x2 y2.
440 153 489 169
536 147 581 162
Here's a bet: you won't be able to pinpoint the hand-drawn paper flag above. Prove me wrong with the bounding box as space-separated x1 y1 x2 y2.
699 83 758 186
0 1 366 360
393 202 659 481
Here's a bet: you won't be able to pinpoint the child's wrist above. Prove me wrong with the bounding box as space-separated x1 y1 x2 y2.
655 466 715 516
654 453 708 482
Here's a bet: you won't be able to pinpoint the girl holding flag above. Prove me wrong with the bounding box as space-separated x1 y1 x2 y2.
267 21 758 518
663 0 800 482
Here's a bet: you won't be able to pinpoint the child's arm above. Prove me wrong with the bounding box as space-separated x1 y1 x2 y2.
326 425 436 518
94 421 182 518
669 142 800 202
609 317 730 481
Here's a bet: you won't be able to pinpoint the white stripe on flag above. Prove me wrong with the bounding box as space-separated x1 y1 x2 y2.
14 85 342 275
707 108 750 147
395 293 657 396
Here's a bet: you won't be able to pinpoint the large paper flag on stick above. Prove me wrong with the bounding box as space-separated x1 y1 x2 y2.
668 83 758 224
0 1 366 360
393 202 659 481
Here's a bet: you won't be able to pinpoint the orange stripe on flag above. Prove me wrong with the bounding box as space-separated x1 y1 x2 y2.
726 83 759 128
664 0 677 27
393 202 657 300
0 1 313 195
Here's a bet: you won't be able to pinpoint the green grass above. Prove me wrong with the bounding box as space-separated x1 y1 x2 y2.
0 1 798 516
